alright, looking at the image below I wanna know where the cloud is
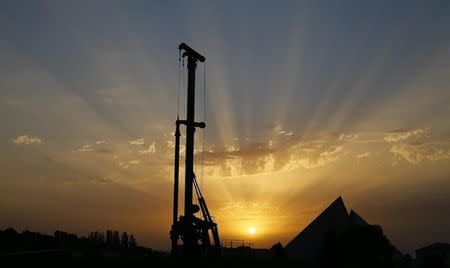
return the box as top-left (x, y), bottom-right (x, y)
top-left (200, 133), bottom-right (349, 177)
top-left (384, 128), bottom-right (428, 142)
top-left (225, 145), bottom-right (239, 152)
top-left (76, 144), bottom-right (94, 152)
top-left (74, 143), bottom-right (114, 155)
top-left (219, 201), bottom-right (275, 214)
top-left (278, 130), bottom-right (294, 136)
top-left (95, 148), bottom-right (114, 155)
top-left (129, 138), bottom-right (145, 145)
top-left (119, 160), bottom-right (141, 169)
top-left (390, 142), bottom-right (450, 164)
top-left (287, 144), bottom-right (344, 169)
top-left (384, 128), bottom-right (450, 164)
top-left (270, 122), bottom-right (284, 132)
top-left (163, 127), bottom-right (448, 176)
top-left (339, 133), bottom-right (358, 141)
top-left (139, 142), bottom-right (156, 154)
top-left (93, 177), bottom-right (113, 184)
top-left (357, 152), bottom-right (371, 159)
top-left (96, 140), bottom-right (106, 144)
top-left (11, 135), bottom-right (42, 145)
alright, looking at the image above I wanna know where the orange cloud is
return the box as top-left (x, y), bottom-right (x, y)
top-left (12, 135), bottom-right (42, 145)
top-left (384, 128), bottom-right (428, 142)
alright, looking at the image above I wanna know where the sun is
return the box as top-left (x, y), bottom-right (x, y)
top-left (248, 227), bottom-right (256, 235)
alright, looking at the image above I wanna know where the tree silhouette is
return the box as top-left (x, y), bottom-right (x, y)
top-left (1, 227), bottom-right (143, 259)
top-left (88, 231), bottom-right (105, 245)
top-left (106, 230), bottom-right (113, 246)
top-left (0, 228), bottom-right (19, 252)
top-left (121, 232), bottom-right (129, 248)
top-left (270, 242), bottom-right (284, 257)
top-left (113, 230), bottom-right (120, 248)
top-left (129, 234), bottom-right (137, 248)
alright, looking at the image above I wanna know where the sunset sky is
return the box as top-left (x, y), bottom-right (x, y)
top-left (1, 1), bottom-right (449, 255)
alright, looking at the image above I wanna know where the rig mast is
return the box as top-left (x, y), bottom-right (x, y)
top-left (170, 43), bottom-right (221, 256)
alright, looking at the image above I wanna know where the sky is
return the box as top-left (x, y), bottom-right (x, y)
top-left (1, 0), bottom-right (450, 255)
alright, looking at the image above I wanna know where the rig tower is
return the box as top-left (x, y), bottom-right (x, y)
top-left (170, 43), bottom-right (221, 256)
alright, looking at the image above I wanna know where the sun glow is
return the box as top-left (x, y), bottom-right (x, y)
top-left (248, 227), bottom-right (256, 235)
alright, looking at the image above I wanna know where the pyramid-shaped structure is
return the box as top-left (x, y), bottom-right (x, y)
top-left (285, 196), bottom-right (350, 261)
top-left (348, 209), bottom-right (368, 226)
top-left (285, 197), bottom-right (403, 263)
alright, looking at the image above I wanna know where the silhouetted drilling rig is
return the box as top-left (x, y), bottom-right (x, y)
top-left (170, 43), bottom-right (221, 256)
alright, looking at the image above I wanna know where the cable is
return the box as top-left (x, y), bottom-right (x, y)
top-left (177, 50), bottom-right (181, 116)
top-left (182, 57), bottom-right (186, 119)
top-left (201, 62), bottom-right (206, 192)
